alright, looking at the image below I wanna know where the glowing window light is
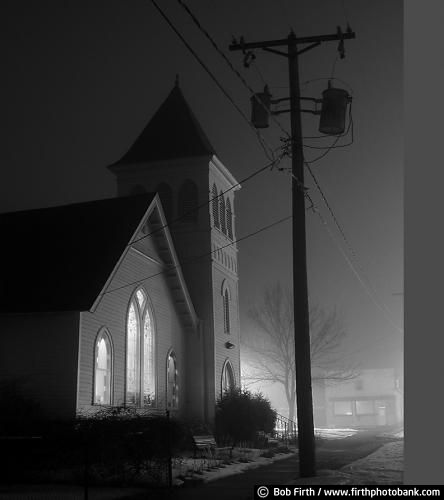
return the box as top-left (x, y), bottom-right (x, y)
top-left (126, 289), bottom-right (156, 407)
top-left (94, 331), bottom-right (112, 405)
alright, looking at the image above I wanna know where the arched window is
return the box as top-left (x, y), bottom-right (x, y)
top-left (219, 192), bottom-right (226, 234)
top-left (221, 359), bottom-right (235, 394)
top-left (226, 198), bottom-right (233, 240)
top-left (178, 179), bottom-right (198, 222)
top-left (223, 289), bottom-right (230, 334)
top-left (94, 329), bottom-right (112, 405)
top-left (166, 350), bottom-right (179, 409)
top-left (156, 182), bottom-right (173, 222)
top-left (211, 183), bottom-right (220, 229)
top-left (222, 282), bottom-right (231, 334)
top-left (126, 288), bottom-right (155, 406)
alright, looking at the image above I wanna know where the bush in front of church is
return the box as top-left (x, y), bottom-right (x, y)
top-left (214, 388), bottom-right (276, 447)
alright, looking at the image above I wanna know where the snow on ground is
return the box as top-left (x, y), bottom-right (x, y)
top-left (315, 428), bottom-right (359, 439)
top-left (175, 428), bottom-right (404, 486)
top-left (382, 428), bottom-right (404, 439)
top-left (341, 441), bottom-right (403, 483)
top-left (288, 440), bottom-right (404, 485)
top-left (173, 448), bottom-right (296, 485)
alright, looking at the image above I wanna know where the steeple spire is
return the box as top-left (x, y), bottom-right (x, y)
top-left (113, 84), bottom-right (215, 164)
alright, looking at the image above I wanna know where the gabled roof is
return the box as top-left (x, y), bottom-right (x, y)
top-left (0, 195), bottom-right (155, 313)
top-left (114, 84), bottom-right (215, 164)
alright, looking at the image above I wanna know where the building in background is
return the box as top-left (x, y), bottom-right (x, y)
top-left (0, 83), bottom-right (241, 423)
top-left (324, 368), bottom-right (403, 428)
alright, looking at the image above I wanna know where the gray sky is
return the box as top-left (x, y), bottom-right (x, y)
top-left (1, 0), bottom-right (403, 372)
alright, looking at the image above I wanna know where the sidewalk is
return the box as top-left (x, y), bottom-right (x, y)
top-left (287, 440), bottom-right (403, 485)
top-left (165, 439), bottom-right (403, 499)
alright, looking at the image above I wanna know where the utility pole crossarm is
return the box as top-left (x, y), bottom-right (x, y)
top-left (229, 30), bottom-right (356, 52)
top-left (229, 37), bottom-right (289, 51)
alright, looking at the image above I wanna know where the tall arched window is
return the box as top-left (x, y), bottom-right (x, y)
top-left (219, 192), bottom-right (226, 234)
top-left (223, 289), bottom-right (230, 334)
top-left (166, 350), bottom-right (179, 409)
top-left (211, 183), bottom-right (220, 229)
top-left (221, 359), bottom-right (235, 394)
top-left (226, 198), bottom-right (233, 239)
top-left (221, 281), bottom-right (231, 334)
top-left (126, 288), bottom-right (155, 406)
top-left (94, 329), bottom-right (112, 405)
top-left (156, 182), bottom-right (173, 222)
top-left (178, 179), bottom-right (198, 222)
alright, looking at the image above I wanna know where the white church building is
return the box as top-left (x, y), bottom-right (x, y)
top-left (0, 83), bottom-right (241, 423)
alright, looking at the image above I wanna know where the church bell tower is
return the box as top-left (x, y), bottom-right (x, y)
top-left (108, 82), bottom-right (241, 422)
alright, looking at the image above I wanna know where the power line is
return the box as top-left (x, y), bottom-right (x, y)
top-left (330, 54), bottom-right (340, 80)
top-left (304, 135), bottom-right (342, 162)
top-left (149, 1), bottom-right (398, 333)
top-left (175, 0), bottom-right (291, 139)
top-left (312, 206), bottom-right (403, 334)
top-left (274, 102), bottom-right (353, 168)
top-left (303, 135), bottom-right (401, 332)
top-left (131, 154), bottom-right (284, 245)
top-left (175, 0), bottom-right (358, 159)
top-left (102, 213), bottom-right (292, 297)
top-left (251, 60), bottom-right (269, 88)
top-left (303, 163), bottom-right (402, 332)
top-left (305, 162), bottom-right (372, 288)
top-left (212, 35), bottom-right (382, 328)
top-left (301, 77), bottom-right (354, 95)
top-left (283, 168), bottom-right (402, 334)
top-left (149, 0), bottom-right (276, 161)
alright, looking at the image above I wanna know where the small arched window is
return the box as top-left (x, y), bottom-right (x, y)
top-left (226, 198), bottom-right (233, 240)
top-left (126, 288), bottom-right (155, 406)
top-left (178, 179), bottom-right (198, 222)
top-left (94, 329), bottom-right (112, 405)
top-left (219, 192), bottom-right (226, 234)
top-left (212, 184), bottom-right (220, 229)
top-left (166, 350), bottom-right (179, 409)
top-left (221, 359), bottom-right (235, 394)
top-left (156, 182), bottom-right (173, 222)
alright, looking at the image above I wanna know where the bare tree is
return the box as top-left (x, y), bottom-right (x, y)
top-left (242, 283), bottom-right (357, 422)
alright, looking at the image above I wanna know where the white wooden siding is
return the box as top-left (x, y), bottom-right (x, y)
top-left (78, 248), bottom-right (187, 416)
top-left (212, 267), bottom-right (241, 400)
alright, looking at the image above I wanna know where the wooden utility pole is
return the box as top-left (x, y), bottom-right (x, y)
top-left (230, 28), bottom-right (355, 477)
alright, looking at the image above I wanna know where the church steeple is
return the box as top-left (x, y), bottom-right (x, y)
top-left (108, 84), bottom-right (241, 422)
top-left (114, 83), bottom-right (215, 164)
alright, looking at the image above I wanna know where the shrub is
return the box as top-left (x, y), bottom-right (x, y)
top-left (214, 388), bottom-right (276, 447)
top-left (0, 405), bottom-right (194, 485)
top-left (72, 407), bottom-right (193, 474)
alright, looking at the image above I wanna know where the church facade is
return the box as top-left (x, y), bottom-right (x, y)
top-left (0, 84), bottom-right (241, 423)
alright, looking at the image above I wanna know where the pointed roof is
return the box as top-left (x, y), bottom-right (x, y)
top-left (115, 84), bottom-right (216, 164)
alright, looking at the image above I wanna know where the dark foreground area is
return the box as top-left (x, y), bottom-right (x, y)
top-left (0, 429), bottom-right (403, 499)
